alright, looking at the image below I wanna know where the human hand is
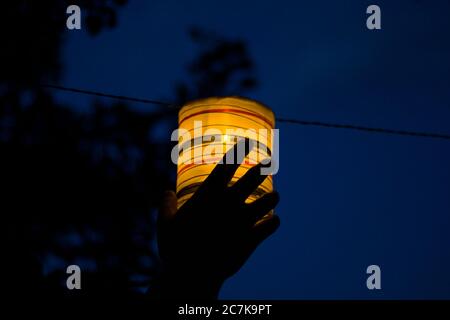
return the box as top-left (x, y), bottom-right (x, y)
top-left (154, 138), bottom-right (280, 299)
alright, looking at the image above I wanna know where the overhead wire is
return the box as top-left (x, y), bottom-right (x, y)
top-left (41, 84), bottom-right (450, 141)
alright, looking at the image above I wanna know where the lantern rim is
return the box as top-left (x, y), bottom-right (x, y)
top-left (179, 96), bottom-right (275, 127)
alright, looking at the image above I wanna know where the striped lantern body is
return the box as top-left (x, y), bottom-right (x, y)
top-left (176, 97), bottom-right (275, 209)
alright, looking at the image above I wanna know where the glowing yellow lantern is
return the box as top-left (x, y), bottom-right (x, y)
top-left (175, 96), bottom-right (275, 209)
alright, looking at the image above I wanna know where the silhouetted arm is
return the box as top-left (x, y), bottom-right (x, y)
top-left (150, 139), bottom-right (280, 299)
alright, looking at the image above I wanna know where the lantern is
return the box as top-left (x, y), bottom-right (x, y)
top-left (175, 97), bottom-right (275, 209)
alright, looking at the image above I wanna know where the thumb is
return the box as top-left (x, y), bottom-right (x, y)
top-left (159, 190), bottom-right (178, 222)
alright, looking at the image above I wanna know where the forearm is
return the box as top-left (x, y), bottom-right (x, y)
top-left (149, 268), bottom-right (223, 300)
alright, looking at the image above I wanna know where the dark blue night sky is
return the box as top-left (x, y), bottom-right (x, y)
top-left (57, 0), bottom-right (450, 299)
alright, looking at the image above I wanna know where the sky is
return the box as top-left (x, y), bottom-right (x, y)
top-left (58, 0), bottom-right (450, 299)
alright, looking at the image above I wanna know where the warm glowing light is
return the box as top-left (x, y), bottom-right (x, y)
top-left (175, 96), bottom-right (276, 209)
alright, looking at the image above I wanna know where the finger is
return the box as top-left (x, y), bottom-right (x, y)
top-left (245, 192), bottom-right (279, 225)
top-left (238, 214), bottom-right (280, 262)
top-left (195, 138), bottom-right (254, 197)
top-left (228, 161), bottom-right (270, 203)
top-left (158, 190), bottom-right (178, 223)
top-left (250, 214), bottom-right (280, 247)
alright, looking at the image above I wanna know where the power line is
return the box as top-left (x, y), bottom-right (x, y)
top-left (41, 84), bottom-right (176, 107)
top-left (41, 84), bottom-right (450, 141)
top-left (276, 118), bottom-right (450, 141)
